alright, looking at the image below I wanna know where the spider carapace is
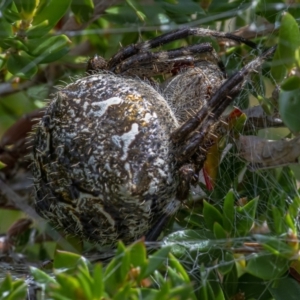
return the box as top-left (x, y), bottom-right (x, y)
top-left (31, 27), bottom-right (276, 246)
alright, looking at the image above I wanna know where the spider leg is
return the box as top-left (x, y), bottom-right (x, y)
top-left (115, 43), bottom-right (217, 77)
top-left (108, 27), bottom-right (258, 70)
top-left (171, 45), bottom-right (277, 162)
top-left (145, 214), bottom-right (170, 241)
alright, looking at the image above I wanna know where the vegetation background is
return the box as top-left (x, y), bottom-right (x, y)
top-left (0, 0), bottom-right (300, 299)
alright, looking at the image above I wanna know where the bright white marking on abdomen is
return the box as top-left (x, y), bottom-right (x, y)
top-left (111, 123), bottom-right (139, 160)
top-left (90, 97), bottom-right (123, 118)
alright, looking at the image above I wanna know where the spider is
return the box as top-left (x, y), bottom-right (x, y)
top-left (31, 27), bottom-right (276, 246)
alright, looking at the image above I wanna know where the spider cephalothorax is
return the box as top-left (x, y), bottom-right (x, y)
top-left (31, 27), bottom-right (276, 246)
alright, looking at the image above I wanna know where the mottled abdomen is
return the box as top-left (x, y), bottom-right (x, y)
top-left (31, 74), bottom-right (179, 246)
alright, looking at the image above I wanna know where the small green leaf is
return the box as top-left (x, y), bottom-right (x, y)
top-left (2, 2), bottom-right (20, 23)
top-left (29, 34), bottom-right (71, 63)
top-left (281, 76), bottom-right (300, 91)
top-left (213, 222), bottom-right (227, 239)
top-left (223, 189), bottom-right (235, 234)
top-left (0, 273), bottom-right (13, 294)
top-left (71, 0), bottom-right (94, 24)
top-left (0, 37), bottom-right (28, 51)
top-left (32, 0), bottom-right (72, 30)
top-left (168, 253), bottom-right (190, 283)
top-left (14, 0), bottom-right (39, 20)
top-left (126, 0), bottom-right (147, 22)
top-left (0, 18), bottom-right (13, 39)
top-left (271, 206), bottom-right (285, 234)
top-left (7, 51), bottom-right (37, 78)
top-left (30, 266), bottom-right (56, 284)
top-left (279, 89), bottom-right (300, 133)
top-left (198, 272), bottom-right (215, 300)
top-left (128, 239), bottom-right (148, 272)
top-left (5, 280), bottom-right (27, 300)
top-left (142, 246), bottom-right (171, 278)
top-left (235, 197), bottom-right (258, 236)
top-left (269, 276), bottom-right (300, 300)
top-left (104, 242), bottom-right (130, 296)
top-left (53, 250), bottom-right (83, 271)
top-left (223, 262), bottom-right (238, 297)
top-left (218, 251), bottom-right (234, 275)
top-left (154, 280), bottom-right (170, 299)
top-left (168, 284), bottom-right (195, 299)
top-left (270, 48), bottom-right (287, 83)
top-left (76, 269), bottom-right (93, 299)
top-left (0, 161), bottom-right (7, 169)
top-left (92, 264), bottom-right (104, 298)
top-left (278, 12), bottom-right (300, 70)
top-left (246, 254), bottom-right (288, 280)
top-left (26, 20), bottom-right (50, 39)
top-left (203, 200), bottom-right (223, 232)
top-left (54, 273), bottom-right (79, 299)
top-left (114, 283), bottom-right (134, 300)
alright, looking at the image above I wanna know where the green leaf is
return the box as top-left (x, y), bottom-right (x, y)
top-left (128, 239), bottom-right (148, 271)
top-left (7, 51), bottom-right (37, 78)
top-left (113, 283), bottom-right (135, 300)
top-left (71, 0), bottom-right (94, 24)
top-left (281, 76), bottom-right (300, 91)
top-left (222, 189), bottom-right (235, 234)
top-left (154, 281), bottom-right (170, 299)
top-left (271, 206), bottom-right (285, 234)
top-left (14, 0), bottom-right (39, 20)
top-left (213, 222), bottom-right (227, 240)
top-left (29, 34), bottom-right (71, 63)
top-left (75, 268), bottom-right (93, 299)
top-left (168, 284), bottom-right (195, 299)
top-left (198, 269), bottom-right (215, 300)
top-left (269, 276), bottom-right (300, 300)
top-left (0, 274), bottom-right (13, 295)
top-left (92, 264), bottom-right (104, 298)
top-left (26, 20), bottom-right (50, 39)
top-left (0, 37), bottom-right (28, 51)
top-left (32, 0), bottom-right (72, 31)
top-left (126, 0), bottom-right (147, 22)
top-left (53, 250), bottom-right (84, 271)
top-left (142, 246), bottom-right (171, 278)
top-left (246, 254), bottom-right (288, 280)
top-left (30, 266), bottom-right (56, 284)
top-left (104, 242), bottom-right (130, 296)
top-left (218, 251), bottom-right (234, 275)
top-left (2, 2), bottom-right (20, 23)
top-left (54, 273), bottom-right (80, 299)
top-left (270, 47), bottom-right (287, 83)
top-left (238, 273), bottom-right (272, 300)
top-left (278, 12), bottom-right (300, 70)
top-left (279, 89), bottom-right (300, 133)
top-left (203, 200), bottom-right (223, 232)
top-left (0, 161), bottom-right (7, 169)
top-left (223, 263), bottom-right (238, 298)
top-left (0, 18), bottom-right (13, 39)
top-left (235, 197), bottom-right (258, 236)
top-left (5, 281), bottom-right (27, 300)
top-left (168, 253), bottom-right (190, 283)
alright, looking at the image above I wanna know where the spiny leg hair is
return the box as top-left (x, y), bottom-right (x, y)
top-left (108, 27), bottom-right (258, 71)
top-left (172, 45), bottom-right (277, 162)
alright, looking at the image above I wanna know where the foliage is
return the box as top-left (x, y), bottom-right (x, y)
top-left (1, 0), bottom-right (300, 299)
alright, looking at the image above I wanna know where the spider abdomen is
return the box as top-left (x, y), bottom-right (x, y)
top-left (31, 73), bottom-right (180, 245)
